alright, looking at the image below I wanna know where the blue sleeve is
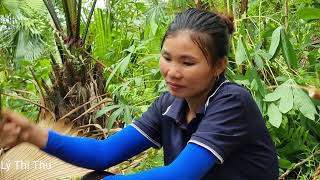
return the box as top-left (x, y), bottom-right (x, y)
top-left (42, 125), bottom-right (154, 170)
top-left (105, 143), bottom-right (216, 180)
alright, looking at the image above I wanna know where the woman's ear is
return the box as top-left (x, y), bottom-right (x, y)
top-left (215, 57), bottom-right (227, 76)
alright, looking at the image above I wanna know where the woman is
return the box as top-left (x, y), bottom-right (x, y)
top-left (0, 8), bottom-right (278, 179)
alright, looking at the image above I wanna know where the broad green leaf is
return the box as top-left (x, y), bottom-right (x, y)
top-left (105, 60), bottom-right (123, 88)
top-left (279, 158), bottom-right (292, 169)
top-left (107, 107), bottom-right (124, 129)
top-left (265, 80), bottom-right (294, 112)
top-left (279, 86), bottom-right (293, 113)
top-left (120, 53), bottom-right (132, 76)
top-left (268, 103), bottom-right (282, 128)
top-left (297, 8), bottom-right (320, 20)
top-left (139, 54), bottom-right (159, 63)
top-left (235, 37), bottom-right (248, 65)
top-left (123, 106), bottom-right (132, 125)
top-left (247, 68), bottom-right (267, 96)
top-left (269, 26), bottom-right (282, 58)
top-left (256, 50), bottom-right (272, 61)
top-left (95, 104), bottom-right (121, 119)
top-left (150, 11), bottom-right (158, 36)
top-left (263, 92), bottom-right (280, 102)
top-left (281, 29), bottom-right (298, 69)
top-left (293, 88), bottom-right (317, 120)
top-left (254, 54), bottom-right (264, 70)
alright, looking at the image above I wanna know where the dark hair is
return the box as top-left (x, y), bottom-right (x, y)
top-left (161, 8), bottom-right (234, 66)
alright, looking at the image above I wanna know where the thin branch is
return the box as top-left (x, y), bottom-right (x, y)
top-left (29, 68), bottom-right (45, 102)
top-left (1, 92), bottom-right (55, 119)
top-left (57, 93), bottom-right (109, 121)
top-left (81, 0), bottom-right (97, 44)
top-left (11, 89), bottom-right (37, 97)
top-left (63, 82), bottom-right (79, 100)
top-left (279, 149), bottom-right (320, 179)
top-left (77, 123), bottom-right (107, 138)
top-left (71, 97), bottom-right (112, 122)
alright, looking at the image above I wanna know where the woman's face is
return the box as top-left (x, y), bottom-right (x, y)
top-left (160, 31), bottom-right (224, 100)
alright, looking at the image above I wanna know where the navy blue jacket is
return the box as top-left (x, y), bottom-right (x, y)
top-left (132, 76), bottom-right (278, 180)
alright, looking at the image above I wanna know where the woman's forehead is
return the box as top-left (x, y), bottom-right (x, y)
top-left (161, 33), bottom-right (207, 60)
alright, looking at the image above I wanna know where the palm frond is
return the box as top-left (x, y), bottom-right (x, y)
top-left (14, 28), bottom-right (45, 61)
top-left (81, 0), bottom-right (97, 44)
top-left (43, 0), bottom-right (63, 32)
top-left (1, 0), bottom-right (20, 16)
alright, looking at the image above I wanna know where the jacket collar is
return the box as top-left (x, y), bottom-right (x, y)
top-left (162, 75), bottom-right (229, 124)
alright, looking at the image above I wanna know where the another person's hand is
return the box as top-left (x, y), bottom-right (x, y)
top-left (0, 110), bottom-right (48, 149)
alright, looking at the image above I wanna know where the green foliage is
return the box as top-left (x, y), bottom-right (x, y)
top-left (235, 36), bottom-right (249, 65)
top-left (0, 0), bottom-right (49, 61)
top-left (297, 7), bottom-right (320, 20)
top-left (281, 28), bottom-right (298, 69)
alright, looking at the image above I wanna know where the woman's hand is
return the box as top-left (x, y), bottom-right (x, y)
top-left (0, 110), bottom-right (48, 149)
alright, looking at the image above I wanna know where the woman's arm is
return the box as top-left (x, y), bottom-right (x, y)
top-left (42, 125), bottom-right (154, 170)
top-left (105, 143), bottom-right (216, 180)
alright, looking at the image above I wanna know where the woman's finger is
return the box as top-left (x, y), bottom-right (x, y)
top-left (2, 134), bottom-right (18, 148)
top-left (0, 122), bottom-right (19, 147)
top-left (1, 110), bottom-right (30, 128)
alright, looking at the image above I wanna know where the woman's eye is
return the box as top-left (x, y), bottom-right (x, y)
top-left (183, 62), bottom-right (194, 66)
top-left (163, 56), bottom-right (171, 61)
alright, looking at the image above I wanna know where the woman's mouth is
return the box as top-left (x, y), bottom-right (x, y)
top-left (167, 82), bottom-right (184, 91)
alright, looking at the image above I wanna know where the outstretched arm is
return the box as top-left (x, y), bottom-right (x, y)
top-left (43, 125), bottom-right (154, 170)
top-left (105, 143), bottom-right (217, 180)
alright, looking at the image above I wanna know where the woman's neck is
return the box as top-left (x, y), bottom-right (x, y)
top-left (185, 86), bottom-right (213, 123)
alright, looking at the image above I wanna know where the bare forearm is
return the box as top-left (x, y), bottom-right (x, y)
top-left (24, 124), bottom-right (48, 149)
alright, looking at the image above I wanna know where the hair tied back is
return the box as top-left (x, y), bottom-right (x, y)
top-left (218, 14), bottom-right (235, 34)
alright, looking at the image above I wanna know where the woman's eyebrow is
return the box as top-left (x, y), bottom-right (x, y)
top-left (161, 50), bottom-right (196, 60)
top-left (180, 55), bottom-right (196, 60)
top-left (161, 50), bottom-right (170, 56)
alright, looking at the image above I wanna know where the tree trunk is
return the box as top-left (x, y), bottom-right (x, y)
top-left (40, 0), bottom-right (110, 128)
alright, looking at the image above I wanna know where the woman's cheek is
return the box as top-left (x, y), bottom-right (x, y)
top-left (159, 58), bottom-right (167, 77)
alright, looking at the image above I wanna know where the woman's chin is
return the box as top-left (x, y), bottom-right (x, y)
top-left (169, 90), bottom-right (186, 98)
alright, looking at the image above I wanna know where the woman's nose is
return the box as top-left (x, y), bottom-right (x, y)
top-left (167, 64), bottom-right (182, 80)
